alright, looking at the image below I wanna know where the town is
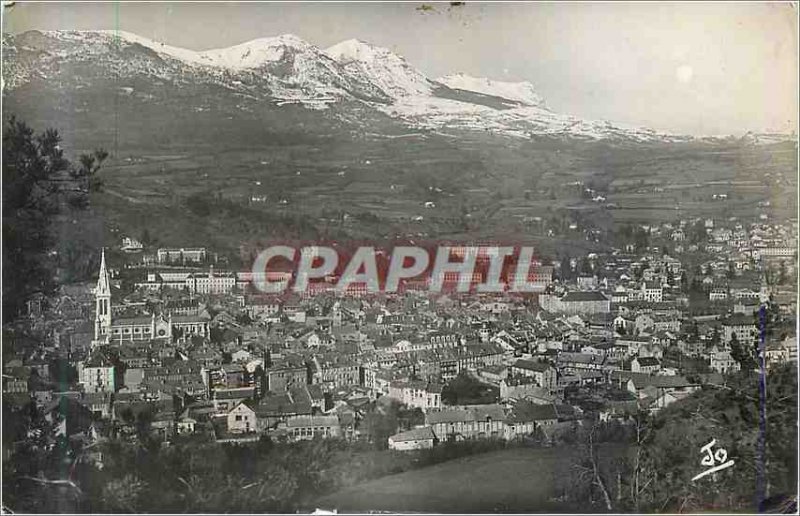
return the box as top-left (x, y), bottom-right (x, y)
top-left (5, 213), bottom-right (796, 464)
top-left (2, 3), bottom-right (798, 512)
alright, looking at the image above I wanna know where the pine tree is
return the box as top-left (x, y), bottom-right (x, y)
top-left (2, 117), bottom-right (106, 322)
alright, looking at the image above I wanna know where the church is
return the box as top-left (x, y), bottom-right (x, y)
top-left (93, 250), bottom-right (210, 346)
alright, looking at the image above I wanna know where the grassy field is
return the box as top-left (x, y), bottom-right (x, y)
top-left (315, 445), bottom-right (626, 513)
top-left (6, 73), bottom-right (797, 265)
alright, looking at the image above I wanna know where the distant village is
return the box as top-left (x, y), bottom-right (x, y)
top-left (4, 214), bottom-right (797, 462)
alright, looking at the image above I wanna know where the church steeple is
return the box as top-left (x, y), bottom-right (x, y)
top-left (94, 248), bottom-right (112, 340)
top-left (96, 248), bottom-right (110, 296)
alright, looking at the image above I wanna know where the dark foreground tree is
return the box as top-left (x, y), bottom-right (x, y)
top-left (2, 117), bottom-right (106, 323)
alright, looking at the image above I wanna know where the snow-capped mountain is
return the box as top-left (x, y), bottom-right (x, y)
top-left (437, 73), bottom-right (546, 108)
top-left (326, 38), bottom-right (434, 99)
top-left (3, 30), bottom-right (390, 108)
top-left (2, 29), bottom-right (689, 141)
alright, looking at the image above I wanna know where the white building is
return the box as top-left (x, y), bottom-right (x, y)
top-left (387, 380), bottom-right (443, 411)
top-left (388, 426), bottom-right (436, 451)
top-left (186, 267), bottom-right (237, 295)
top-left (157, 247), bottom-right (207, 264)
top-left (227, 401), bottom-right (257, 434)
top-left (120, 237), bottom-right (143, 253)
top-left (641, 281), bottom-right (663, 303)
top-left (709, 349), bottom-right (740, 374)
top-left (78, 353), bottom-right (116, 393)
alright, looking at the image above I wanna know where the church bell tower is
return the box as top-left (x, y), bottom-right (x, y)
top-left (94, 248), bottom-right (112, 340)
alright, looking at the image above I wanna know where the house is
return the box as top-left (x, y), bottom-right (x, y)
top-left (281, 414), bottom-right (341, 441)
top-left (267, 356), bottom-right (309, 392)
top-left (508, 359), bottom-right (557, 392)
top-left (641, 281), bottom-right (663, 303)
top-left (505, 401), bottom-right (559, 440)
top-left (254, 386), bottom-right (314, 429)
top-left (709, 288), bottom-right (728, 301)
top-left (78, 352), bottom-right (116, 393)
top-left (613, 315), bottom-right (633, 333)
top-left (244, 296), bottom-right (282, 319)
top-left (631, 356), bottom-right (660, 374)
top-left (388, 426), bottom-right (436, 451)
top-left (387, 380), bottom-right (443, 412)
top-left (477, 364), bottom-right (509, 385)
top-left (227, 400), bottom-right (258, 434)
top-left (211, 387), bottom-right (256, 414)
top-left (709, 349), bottom-right (740, 374)
top-left (733, 298), bottom-right (761, 316)
top-left (3, 373), bottom-right (28, 395)
top-left (425, 404), bottom-right (506, 440)
top-left (611, 371), bottom-right (699, 403)
top-left (557, 352), bottom-right (609, 374)
top-left (643, 389), bottom-right (692, 414)
top-left (176, 412), bottom-right (198, 434)
top-left (313, 354), bottom-right (361, 389)
top-left (765, 336), bottom-right (798, 367)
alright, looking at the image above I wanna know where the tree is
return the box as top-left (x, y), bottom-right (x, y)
top-left (560, 256), bottom-right (573, 280)
top-left (441, 372), bottom-right (499, 405)
top-left (101, 475), bottom-right (146, 512)
top-left (140, 228), bottom-right (152, 246)
top-left (362, 403), bottom-right (400, 449)
top-left (579, 256), bottom-right (593, 275)
top-left (2, 117), bottom-right (106, 322)
top-left (729, 333), bottom-right (757, 371)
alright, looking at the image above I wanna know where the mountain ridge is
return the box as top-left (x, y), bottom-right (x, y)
top-left (2, 30), bottom-right (795, 144)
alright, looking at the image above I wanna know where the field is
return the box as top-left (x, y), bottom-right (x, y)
top-left (88, 136), bottom-right (796, 266)
top-left (315, 445), bottom-right (627, 513)
top-left (5, 73), bottom-right (798, 266)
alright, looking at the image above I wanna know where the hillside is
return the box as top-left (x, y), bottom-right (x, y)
top-left (2, 30), bottom-right (797, 263)
top-left (3, 30), bottom-right (691, 142)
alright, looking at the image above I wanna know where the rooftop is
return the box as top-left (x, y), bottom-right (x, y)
top-left (562, 291), bottom-right (609, 303)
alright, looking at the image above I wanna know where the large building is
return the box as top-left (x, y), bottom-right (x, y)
top-left (539, 291), bottom-right (611, 315)
top-left (186, 267), bottom-right (237, 295)
top-left (135, 267), bottom-right (238, 295)
top-left (641, 281), bottom-right (663, 303)
top-left (721, 315), bottom-right (758, 345)
top-left (157, 247), bottom-right (207, 264)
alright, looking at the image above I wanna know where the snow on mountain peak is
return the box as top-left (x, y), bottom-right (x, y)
top-left (437, 73), bottom-right (546, 108)
top-left (4, 30), bottom-right (681, 141)
top-left (85, 30), bottom-right (314, 69)
top-left (327, 39), bottom-right (387, 63)
top-left (326, 38), bottom-right (432, 98)
top-left (198, 34), bottom-right (315, 69)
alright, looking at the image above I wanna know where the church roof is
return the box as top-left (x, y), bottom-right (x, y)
top-left (113, 316), bottom-right (154, 326)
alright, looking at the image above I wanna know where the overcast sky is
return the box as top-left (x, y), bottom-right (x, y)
top-left (4, 2), bottom-right (797, 136)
